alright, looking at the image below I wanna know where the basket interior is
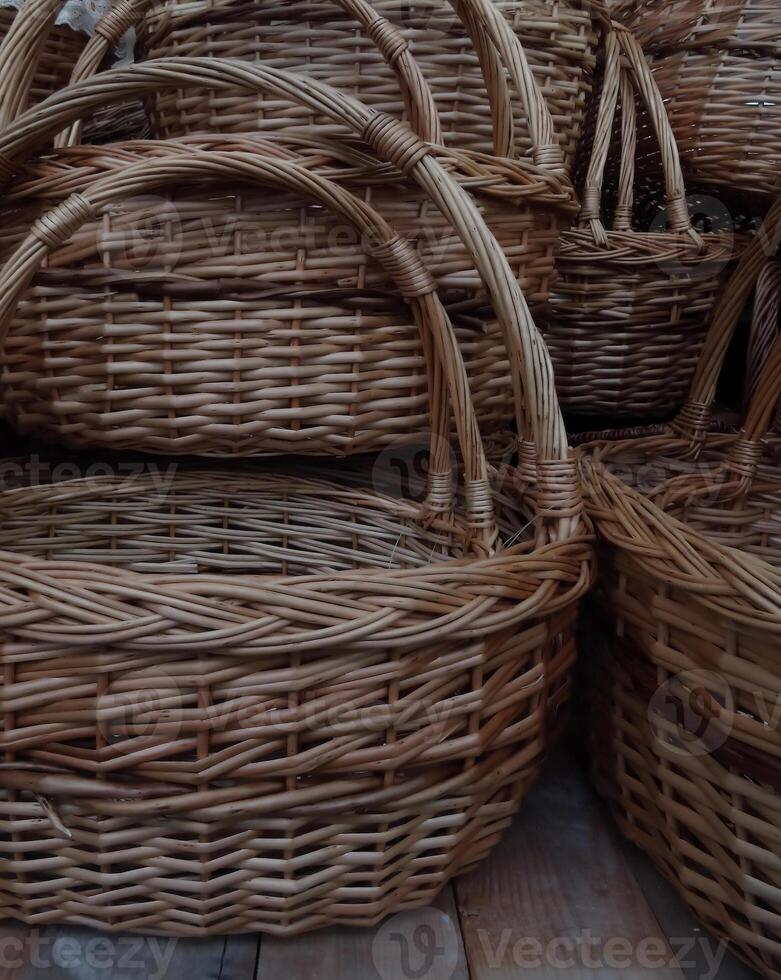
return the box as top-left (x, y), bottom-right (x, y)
top-left (0, 467), bottom-right (529, 575)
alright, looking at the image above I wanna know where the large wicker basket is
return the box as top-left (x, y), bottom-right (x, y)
top-left (140, 0), bottom-right (595, 175)
top-left (0, 59), bottom-right (575, 457)
top-left (581, 197), bottom-right (781, 979)
top-left (610, 0), bottom-right (781, 202)
top-left (542, 26), bottom-right (743, 420)
top-left (0, 76), bottom-right (592, 938)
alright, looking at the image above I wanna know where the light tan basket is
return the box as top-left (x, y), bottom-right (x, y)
top-left (610, 0), bottom-right (781, 201)
top-left (542, 26), bottom-right (744, 420)
top-left (0, 91), bottom-right (574, 456)
top-left (0, 61), bottom-right (592, 937)
top-left (0, 136), bottom-right (534, 455)
top-left (140, 0), bottom-right (595, 174)
top-left (581, 196), bottom-right (781, 980)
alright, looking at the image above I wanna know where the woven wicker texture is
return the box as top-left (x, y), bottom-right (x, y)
top-left (543, 26), bottom-right (743, 419)
top-left (580, 196), bottom-right (781, 979)
top-left (611, 0), bottom-right (780, 53)
top-left (0, 58), bottom-right (592, 938)
top-left (0, 460), bottom-right (589, 936)
top-left (141, 0), bottom-right (595, 173)
top-left (0, 130), bottom-right (575, 456)
top-left (611, 1), bottom-right (781, 200)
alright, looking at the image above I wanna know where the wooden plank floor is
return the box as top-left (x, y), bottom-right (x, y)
top-left (0, 747), bottom-right (760, 980)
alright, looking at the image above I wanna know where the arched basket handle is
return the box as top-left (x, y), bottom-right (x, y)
top-left (0, 151), bottom-right (501, 547)
top-left (670, 197), bottom-right (781, 449)
top-left (0, 57), bottom-right (580, 543)
top-left (578, 24), bottom-right (701, 248)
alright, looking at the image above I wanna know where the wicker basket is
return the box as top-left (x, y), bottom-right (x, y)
top-left (0, 101), bottom-right (592, 940)
top-left (140, 0), bottom-right (595, 175)
top-left (542, 27), bottom-right (743, 420)
top-left (610, 0), bottom-right (781, 202)
top-left (0, 56), bottom-right (575, 456)
top-left (581, 196), bottom-right (781, 979)
top-left (0, 137), bottom-right (545, 455)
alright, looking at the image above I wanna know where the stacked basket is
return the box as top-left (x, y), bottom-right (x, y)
top-left (611, 0), bottom-right (781, 205)
top-left (0, 0), bottom-right (593, 936)
top-left (581, 170), bottom-right (781, 976)
top-left (542, 26), bottom-right (744, 420)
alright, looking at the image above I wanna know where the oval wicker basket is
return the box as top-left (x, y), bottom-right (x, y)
top-left (542, 27), bottom-right (744, 420)
top-left (0, 66), bottom-right (592, 937)
top-left (140, 0), bottom-right (595, 174)
top-left (0, 127), bottom-right (575, 456)
top-left (610, 0), bottom-right (781, 202)
top-left (581, 196), bottom-right (781, 979)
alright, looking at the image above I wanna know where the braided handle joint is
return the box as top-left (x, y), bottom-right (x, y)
top-left (364, 15), bottom-right (409, 65)
top-left (362, 113), bottom-right (430, 176)
top-left (30, 193), bottom-right (94, 249)
top-left (535, 459), bottom-right (583, 519)
top-left (370, 237), bottom-right (435, 298)
top-left (723, 437), bottom-right (764, 482)
top-left (94, 0), bottom-right (138, 41)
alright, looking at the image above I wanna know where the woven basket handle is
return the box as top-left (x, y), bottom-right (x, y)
top-left (141, 0), bottom-right (443, 144)
top-left (733, 323), bottom-right (781, 483)
top-left (671, 196), bottom-right (781, 446)
top-left (726, 255), bottom-right (781, 484)
top-left (578, 25), bottom-right (701, 247)
top-left (0, 58), bottom-right (578, 543)
top-left (451, 0), bottom-right (566, 174)
top-left (745, 260), bottom-right (781, 421)
top-left (0, 151), bottom-right (501, 548)
top-left (0, 0), bottom-right (63, 128)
